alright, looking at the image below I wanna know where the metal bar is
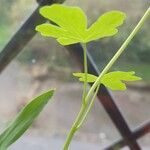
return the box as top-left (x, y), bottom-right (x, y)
top-left (0, 0), bottom-right (65, 73)
top-left (66, 44), bottom-right (141, 150)
top-left (133, 120), bottom-right (150, 139)
top-left (0, 1), bottom-right (147, 149)
top-left (105, 120), bottom-right (150, 150)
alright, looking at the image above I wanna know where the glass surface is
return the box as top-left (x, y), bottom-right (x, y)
top-left (0, 0), bottom-right (37, 51)
top-left (85, 0), bottom-right (150, 129)
top-left (0, 35), bottom-right (121, 149)
top-left (110, 89), bottom-right (150, 130)
top-left (121, 147), bottom-right (130, 150)
top-left (138, 134), bottom-right (150, 149)
top-left (0, 0), bottom-right (149, 149)
top-left (108, 5), bottom-right (150, 128)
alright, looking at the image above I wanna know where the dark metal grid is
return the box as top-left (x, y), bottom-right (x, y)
top-left (0, 0), bottom-right (149, 149)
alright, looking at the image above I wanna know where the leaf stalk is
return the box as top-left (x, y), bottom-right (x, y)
top-left (63, 6), bottom-right (150, 150)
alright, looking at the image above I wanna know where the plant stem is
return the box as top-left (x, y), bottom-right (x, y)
top-left (84, 6), bottom-right (150, 104)
top-left (77, 85), bottom-right (100, 129)
top-left (81, 43), bottom-right (88, 105)
top-left (63, 85), bottom-right (99, 150)
top-left (63, 104), bottom-right (86, 150)
top-left (63, 43), bottom-right (88, 150)
top-left (63, 6), bottom-right (150, 150)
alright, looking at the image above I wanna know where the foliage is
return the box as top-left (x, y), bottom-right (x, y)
top-left (0, 90), bottom-right (54, 149)
top-left (0, 1), bottom-right (149, 78)
top-left (73, 71), bottom-right (141, 90)
top-left (0, 2), bottom-right (148, 150)
top-left (36, 4), bottom-right (149, 150)
top-left (36, 4), bottom-right (125, 45)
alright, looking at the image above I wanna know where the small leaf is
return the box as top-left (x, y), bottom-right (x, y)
top-left (73, 71), bottom-right (142, 91)
top-left (0, 89), bottom-right (55, 149)
top-left (73, 72), bottom-right (97, 83)
top-left (101, 71), bottom-right (142, 90)
top-left (36, 4), bottom-right (126, 45)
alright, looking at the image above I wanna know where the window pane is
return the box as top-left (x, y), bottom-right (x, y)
top-left (0, 0), bottom-right (37, 51)
top-left (86, 0), bottom-right (150, 129)
top-left (1, 35), bottom-right (121, 149)
top-left (138, 134), bottom-right (150, 149)
top-left (121, 146), bottom-right (130, 150)
top-left (0, 0), bottom-right (149, 149)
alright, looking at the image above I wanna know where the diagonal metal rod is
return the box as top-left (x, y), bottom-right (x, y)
top-left (66, 44), bottom-right (141, 150)
top-left (0, 1), bottom-right (148, 149)
top-left (105, 120), bottom-right (150, 150)
top-left (0, 0), bottom-right (64, 73)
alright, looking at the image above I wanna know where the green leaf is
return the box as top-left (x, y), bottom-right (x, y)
top-left (73, 72), bottom-right (97, 83)
top-left (101, 71), bottom-right (142, 90)
top-left (86, 11), bottom-right (126, 42)
top-left (73, 71), bottom-right (142, 91)
top-left (36, 4), bottom-right (87, 45)
top-left (36, 4), bottom-right (126, 45)
top-left (0, 89), bottom-right (55, 150)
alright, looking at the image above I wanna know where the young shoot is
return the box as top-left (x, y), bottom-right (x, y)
top-left (36, 4), bottom-right (150, 150)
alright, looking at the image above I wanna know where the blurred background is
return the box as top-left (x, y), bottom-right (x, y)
top-left (0, 0), bottom-right (149, 149)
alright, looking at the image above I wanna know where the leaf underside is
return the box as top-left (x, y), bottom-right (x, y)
top-left (73, 71), bottom-right (142, 91)
top-left (36, 4), bottom-right (126, 45)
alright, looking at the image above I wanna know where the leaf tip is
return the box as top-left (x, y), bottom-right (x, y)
top-left (43, 89), bottom-right (55, 98)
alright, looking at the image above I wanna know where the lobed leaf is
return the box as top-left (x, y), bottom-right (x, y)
top-left (36, 4), bottom-right (126, 45)
top-left (73, 71), bottom-right (142, 91)
top-left (0, 89), bottom-right (55, 150)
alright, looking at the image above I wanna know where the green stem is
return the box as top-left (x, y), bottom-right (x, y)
top-left (63, 105), bottom-right (86, 150)
top-left (63, 6), bottom-right (150, 150)
top-left (81, 43), bottom-right (88, 105)
top-left (63, 43), bottom-right (88, 150)
top-left (77, 85), bottom-right (100, 129)
top-left (63, 85), bottom-right (99, 150)
top-left (85, 6), bottom-right (150, 104)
